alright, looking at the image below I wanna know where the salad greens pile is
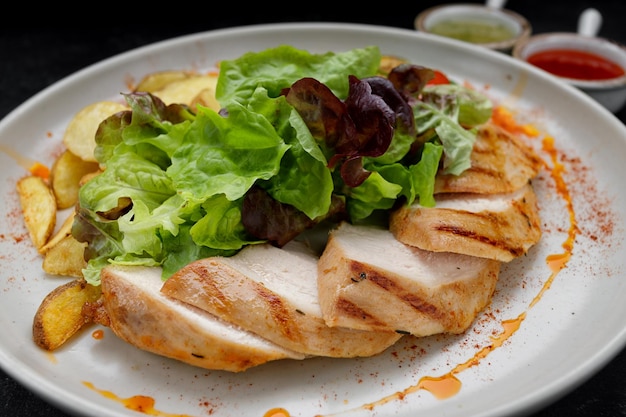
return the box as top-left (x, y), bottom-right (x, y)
top-left (72, 45), bottom-right (493, 285)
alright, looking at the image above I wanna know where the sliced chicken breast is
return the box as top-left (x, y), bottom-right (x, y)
top-left (317, 222), bottom-right (501, 336)
top-left (100, 265), bottom-right (305, 372)
top-left (390, 182), bottom-right (542, 262)
top-left (434, 122), bottom-right (543, 194)
top-left (162, 241), bottom-right (402, 358)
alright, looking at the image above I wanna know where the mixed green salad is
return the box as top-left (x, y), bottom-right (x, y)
top-left (72, 45), bottom-right (493, 285)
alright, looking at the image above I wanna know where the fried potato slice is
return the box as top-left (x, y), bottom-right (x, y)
top-left (16, 175), bottom-right (56, 252)
top-left (134, 70), bottom-right (191, 93)
top-left (42, 235), bottom-right (87, 278)
top-left (152, 73), bottom-right (219, 108)
top-left (50, 150), bottom-right (100, 209)
top-left (40, 211), bottom-right (74, 254)
top-left (63, 101), bottom-right (127, 162)
top-left (32, 279), bottom-right (102, 351)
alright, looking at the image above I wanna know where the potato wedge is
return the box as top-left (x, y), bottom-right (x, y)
top-left (32, 279), bottom-right (102, 351)
top-left (40, 211), bottom-right (75, 254)
top-left (50, 150), bottom-right (100, 209)
top-left (152, 73), bottom-right (219, 107)
top-left (16, 175), bottom-right (56, 252)
top-left (63, 101), bottom-right (127, 162)
top-left (134, 70), bottom-right (191, 93)
top-left (42, 235), bottom-right (87, 278)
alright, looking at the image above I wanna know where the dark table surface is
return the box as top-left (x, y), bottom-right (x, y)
top-left (2, 2), bottom-right (626, 416)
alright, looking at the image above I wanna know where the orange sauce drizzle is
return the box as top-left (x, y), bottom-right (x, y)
top-left (491, 106), bottom-right (540, 138)
top-left (91, 329), bottom-right (105, 340)
top-left (82, 381), bottom-right (193, 417)
top-left (45, 351), bottom-right (57, 364)
top-left (28, 161), bottom-right (50, 180)
top-left (264, 407), bottom-right (290, 417)
top-left (0, 144), bottom-right (50, 180)
top-left (412, 314), bottom-right (525, 400)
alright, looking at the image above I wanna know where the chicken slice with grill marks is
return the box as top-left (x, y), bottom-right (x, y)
top-left (389, 182), bottom-right (542, 262)
top-left (434, 122), bottom-right (543, 195)
top-left (98, 265), bottom-right (306, 372)
top-left (317, 222), bottom-right (501, 336)
top-left (161, 240), bottom-right (402, 358)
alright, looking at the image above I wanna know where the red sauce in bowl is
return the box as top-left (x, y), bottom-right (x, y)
top-left (527, 48), bottom-right (625, 81)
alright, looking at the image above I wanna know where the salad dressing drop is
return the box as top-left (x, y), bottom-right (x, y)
top-left (83, 381), bottom-right (193, 417)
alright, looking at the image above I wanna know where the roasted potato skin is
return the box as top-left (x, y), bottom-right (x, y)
top-left (32, 279), bottom-right (102, 351)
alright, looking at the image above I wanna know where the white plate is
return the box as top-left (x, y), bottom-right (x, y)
top-left (1, 23), bottom-right (625, 417)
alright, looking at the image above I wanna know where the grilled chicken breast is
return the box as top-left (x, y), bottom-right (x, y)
top-left (92, 122), bottom-right (542, 370)
top-left (389, 182), bottom-right (542, 262)
top-left (434, 122), bottom-right (543, 194)
top-left (161, 241), bottom-right (402, 358)
top-left (100, 265), bottom-right (305, 372)
top-left (317, 222), bottom-right (501, 336)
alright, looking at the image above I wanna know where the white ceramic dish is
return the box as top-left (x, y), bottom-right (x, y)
top-left (1, 23), bottom-right (625, 417)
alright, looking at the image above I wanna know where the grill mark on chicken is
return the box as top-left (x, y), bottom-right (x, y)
top-left (335, 297), bottom-right (387, 325)
top-left (349, 262), bottom-right (444, 321)
top-left (253, 284), bottom-right (302, 342)
top-left (435, 224), bottom-right (525, 258)
top-left (390, 183), bottom-right (542, 262)
top-left (186, 261), bottom-right (231, 314)
top-left (433, 207), bottom-right (525, 258)
top-left (318, 222), bottom-right (502, 336)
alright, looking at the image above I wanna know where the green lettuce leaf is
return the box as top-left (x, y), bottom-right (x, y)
top-left (216, 45), bottom-right (382, 103)
top-left (167, 103), bottom-right (289, 203)
top-left (414, 84), bottom-right (492, 175)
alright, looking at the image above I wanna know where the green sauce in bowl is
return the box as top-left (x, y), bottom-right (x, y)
top-left (429, 19), bottom-right (516, 44)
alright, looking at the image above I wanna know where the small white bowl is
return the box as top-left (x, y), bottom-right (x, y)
top-left (513, 33), bottom-right (626, 113)
top-left (415, 3), bottom-right (532, 53)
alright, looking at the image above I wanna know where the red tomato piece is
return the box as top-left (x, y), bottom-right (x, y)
top-left (428, 70), bottom-right (450, 85)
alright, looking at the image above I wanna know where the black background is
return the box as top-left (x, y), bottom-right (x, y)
top-left (2, 1), bottom-right (626, 415)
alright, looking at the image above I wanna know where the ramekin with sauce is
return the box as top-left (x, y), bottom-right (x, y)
top-left (513, 32), bottom-right (626, 113)
top-left (414, 3), bottom-right (532, 53)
